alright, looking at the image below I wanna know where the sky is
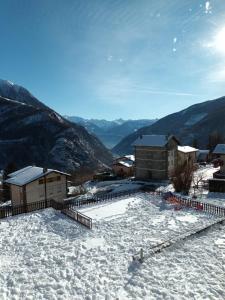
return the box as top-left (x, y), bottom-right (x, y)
top-left (1, 0), bottom-right (225, 120)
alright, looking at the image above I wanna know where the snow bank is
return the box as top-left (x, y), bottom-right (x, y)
top-left (0, 194), bottom-right (223, 299)
top-left (79, 196), bottom-right (141, 221)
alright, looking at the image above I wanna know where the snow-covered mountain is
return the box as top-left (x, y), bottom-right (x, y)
top-left (0, 80), bottom-right (112, 171)
top-left (113, 96), bottom-right (225, 155)
top-left (0, 79), bottom-right (48, 110)
top-left (65, 116), bottom-right (156, 148)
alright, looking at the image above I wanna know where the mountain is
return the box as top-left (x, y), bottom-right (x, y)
top-left (0, 79), bottom-right (48, 110)
top-left (65, 116), bottom-right (157, 148)
top-left (112, 96), bottom-right (225, 155)
top-left (0, 80), bottom-right (112, 171)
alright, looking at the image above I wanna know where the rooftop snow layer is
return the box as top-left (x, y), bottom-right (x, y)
top-left (116, 160), bottom-right (133, 168)
top-left (124, 155), bottom-right (135, 161)
top-left (178, 146), bottom-right (198, 153)
top-left (5, 166), bottom-right (69, 186)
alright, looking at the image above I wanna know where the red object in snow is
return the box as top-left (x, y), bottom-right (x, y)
top-left (196, 203), bottom-right (203, 210)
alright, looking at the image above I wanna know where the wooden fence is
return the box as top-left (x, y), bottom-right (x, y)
top-left (2, 187), bottom-right (224, 224)
top-left (134, 216), bottom-right (225, 261)
top-left (65, 188), bottom-right (142, 209)
top-left (62, 207), bottom-right (92, 229)
top-left (163, 192), bottom-right (225, 217)
top-left (0, 199), bottom-right (53, 219)
top-left (0, 199), bottom-right (92, 229)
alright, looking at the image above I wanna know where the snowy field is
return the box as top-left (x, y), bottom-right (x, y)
top-left (0, 193), bottom-right (225, 299)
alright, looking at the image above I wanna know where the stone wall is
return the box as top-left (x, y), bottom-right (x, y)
top-left (135, 146), bottom-right (168, 180)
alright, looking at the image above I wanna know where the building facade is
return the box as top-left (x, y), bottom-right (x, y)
top-left (112, 155), bottom-right (134, 177)
top-left (5, 166), bottom-right (70, 207)
top-left (177, 146), bottom-right (198, 167)
top-left (133, 135), bottom-right (179, 180)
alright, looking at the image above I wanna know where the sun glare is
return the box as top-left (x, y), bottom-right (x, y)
top-left (213, 27), bottom-right (225, 54)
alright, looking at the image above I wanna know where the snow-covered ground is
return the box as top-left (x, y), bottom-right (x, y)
top-left (191, 165), bottom-right (225, 207)
top-left (84, 179), bottom-right (144, 194)
top-left (0, 192), bottom-right (224, 299)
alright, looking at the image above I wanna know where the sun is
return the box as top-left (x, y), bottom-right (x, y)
top-left (213, 27), bottom-right (225, 54)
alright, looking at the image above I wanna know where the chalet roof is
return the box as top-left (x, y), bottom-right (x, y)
top-left (115, 160), bottom-right (133, 168)
top-left (5, 166), bottom-right (69, 186)
top-left (124, 155), bottom-right (135, 161)
top-left (132, 135), bottom-right (179, 147)
top-left (8, 166), bottom-right (35, 178)
top-left (178, 146), bottom-right (198, 153)
top-left (114, 155), bottom-right (135, 163)
top-left (213, 144), bottom-right (225, 155)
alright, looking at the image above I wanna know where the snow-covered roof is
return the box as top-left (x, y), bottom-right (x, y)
top-left (178, 146), bottom-right (198, 153)
top-left (124, 155), bottom-right (135, 161)
top-left (5, 166), bottom-right (69, 186)
top-left (213, 144), bottom-right (225, 155)
top-left (132, 135), bottom-right (178, 147)
top-left (116, 160), bottom-right (133, 168)
top-left (8, 166), bottom-right (34, 178)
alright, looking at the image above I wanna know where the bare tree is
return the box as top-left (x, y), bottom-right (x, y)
top-left (171, 162), bottom-right (194, 195)
top-left (192, 169), bottom-right (207, 197)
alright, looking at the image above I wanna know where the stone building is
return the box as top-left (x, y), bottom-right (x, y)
top-left (133, 135), bottom-right (180, 180)
top-left (177, 146), bottom-right (198, 167)
top-left (5, 166), bottom-right (70, 206)
top-left (112, 155), bottom-right (134, 177)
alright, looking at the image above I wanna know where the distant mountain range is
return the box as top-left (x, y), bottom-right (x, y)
top-left (65, 116), bottom-right (157, 148)
top-left (113, 96), bottom-right (225, 155)
top-left (0, 80), bottom-right (112, 171)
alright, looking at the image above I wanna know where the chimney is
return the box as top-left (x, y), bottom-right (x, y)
top-left (140, 134), bottom-right (143, 139)
top-left (43, 167), bottom-right (48, 173)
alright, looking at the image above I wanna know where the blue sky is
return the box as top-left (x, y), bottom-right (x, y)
top-left (1, 0), bottom-right (225, 120)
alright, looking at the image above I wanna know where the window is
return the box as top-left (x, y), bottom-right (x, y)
top-left (46, 176), bottom-right (61, 183)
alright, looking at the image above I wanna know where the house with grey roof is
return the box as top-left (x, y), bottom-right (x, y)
top-left (5, 166), bottom-right (70, 207)
top-left (133, 135), bottom-right (180, 180)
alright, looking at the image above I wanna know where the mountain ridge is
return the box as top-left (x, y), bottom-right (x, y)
top-left (112, 96), bottom-right (225, 155)
top-left (0, 80), bottom-right (113, 171)
top-left (65, 116), bottom-right (157, 148)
